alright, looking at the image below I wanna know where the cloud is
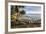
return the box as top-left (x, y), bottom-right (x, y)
top-left (24, 6), bottom-right (41, 12)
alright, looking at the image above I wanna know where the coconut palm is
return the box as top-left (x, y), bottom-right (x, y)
top-left (11, 5), bottom-right (26, 28)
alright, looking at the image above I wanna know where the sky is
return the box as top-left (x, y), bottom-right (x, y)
top-left (23, 6), bottom-right (41, 14)
top-left (21, 6), bottom-right (41, 20)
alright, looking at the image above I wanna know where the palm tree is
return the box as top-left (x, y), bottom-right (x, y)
top-left (20, 10), bottom-right (25, 15)
top-left (11, 5), bottom-right (26, 28)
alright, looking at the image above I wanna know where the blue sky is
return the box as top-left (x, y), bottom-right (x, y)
top-left (23, 6), bottom-right (41, 20)
top-left (23, 6), bottom-right (41, 14)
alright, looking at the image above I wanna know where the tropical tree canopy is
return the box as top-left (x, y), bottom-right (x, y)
top-left (20, 10), bottom-right (26, 15)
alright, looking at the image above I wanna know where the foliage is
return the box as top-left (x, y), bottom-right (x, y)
top-left (20, 10), bottom-right (26, 15)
